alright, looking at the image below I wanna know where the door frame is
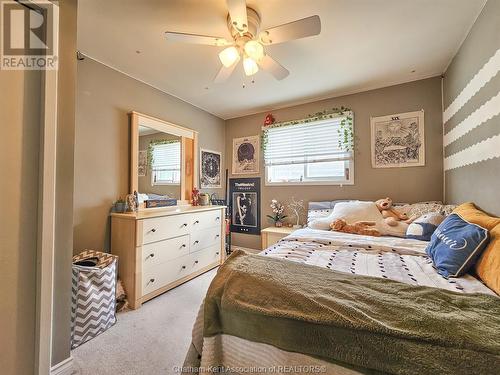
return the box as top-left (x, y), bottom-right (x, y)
top-left (30, 0), bottom-right (60, 374)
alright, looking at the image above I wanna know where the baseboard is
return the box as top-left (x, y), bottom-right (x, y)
top-left (50, 356), bottom-right (73, 375)
top-left (231, 245), bottom-right (261, 254)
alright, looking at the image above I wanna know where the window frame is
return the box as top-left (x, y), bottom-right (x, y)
top-left (264, 115), bottom-right (355, 186)
top-left (150, 142), bottom-right (181, 186)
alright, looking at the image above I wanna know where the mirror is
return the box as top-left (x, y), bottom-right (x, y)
top-left (138, 126), bottom-right (182, 201)
top-left (130, 111), bottom-right (198, 208)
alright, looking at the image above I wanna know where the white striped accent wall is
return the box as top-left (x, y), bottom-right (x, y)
top-left (443, 47), bottom-right (500, 172)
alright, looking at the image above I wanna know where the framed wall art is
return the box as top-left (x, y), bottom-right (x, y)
top-left (200, 149), bottom-right (222, 188)
top-left (232, 135), bottom-right (260, 174)
top-left (370, 110), bottom-right (425, 168)
top-left (229, 177), bottom-right (261, 235)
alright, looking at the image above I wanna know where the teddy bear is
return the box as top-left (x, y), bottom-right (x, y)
top-left (330, 219), bottom-right (381, 237)
top-left (375, 197), bottom-right (414, 227)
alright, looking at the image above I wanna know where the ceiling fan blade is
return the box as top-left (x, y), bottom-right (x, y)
top-left (226, 0), bottom-right (248, 34)
top-left (213, 59), bottom-right (239, 83)
top-left (258, 54), bottom-right (289, 80)
top-left (259, 15), bottom-right (321, 45)
top-left (165, 32), bottom-right (230, 46)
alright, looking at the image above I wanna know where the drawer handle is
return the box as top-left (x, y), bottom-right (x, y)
top-left (181, 223), bottom-right (188, 227)
top-left (194, 260), bottom-right (199, 264)
top-left (194, 220), bottom-right (199, 224)
top-left (180, 244), bottom-right (186, 248)
top-left (151, 228), bottom-right (156, 233)
top-left (216, 216), bottom-right (220, 220)
top-left (194, 240), bottom-right (199, 244)
top-left (181, 265), bottom-right (186, 269)
top-left (147, 278), bottom-right (155, 285)
top-left (148, 253), bottom-right (155, 259)
top-left (216, 234), bottom-right (220, 238)
top-left (216, 252), bottom-right (219, 255)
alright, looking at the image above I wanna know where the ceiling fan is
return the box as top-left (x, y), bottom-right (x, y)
top-left (165, 0), bottom-right (321, 83)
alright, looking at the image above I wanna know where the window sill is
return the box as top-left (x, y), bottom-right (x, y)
top-left (265, 180), bottom-right (354, 186)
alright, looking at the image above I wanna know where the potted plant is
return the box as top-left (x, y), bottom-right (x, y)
top-left (114, 197), bottom-right (127, 213)
top-left (267, 199), bottom-right (287, 227)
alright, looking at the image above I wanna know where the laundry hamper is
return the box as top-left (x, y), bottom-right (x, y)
top-left (71, 250), bottom-right (118, 349)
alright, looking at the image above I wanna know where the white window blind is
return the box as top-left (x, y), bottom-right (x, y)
top-left (151, 142), bottom-right (181, 184)
top-left (264, 116), bottom-right (353, 185)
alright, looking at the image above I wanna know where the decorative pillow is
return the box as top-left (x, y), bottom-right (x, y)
top-left (426, 213), bottom-right (489, 278)
top-left (453, 202), bottom-right (500, 294)
top-left (406, 213), bottom-right (445, 241)
top-left (307, 200), bottom-right (352, 227)
top-left (397, 201), bottom-right (444, 218)
top-left (309, 201), bottom-right (382, 230)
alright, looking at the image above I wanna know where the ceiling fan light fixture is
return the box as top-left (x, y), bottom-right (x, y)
top-left (243, 56), bottom-right (259, 76)
top-left (219, 46), bottom-right (240, 67)
top-left (244, 40), bottom-right (264, 61)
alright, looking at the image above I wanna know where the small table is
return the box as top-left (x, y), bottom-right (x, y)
top-left (261, 226), bottom-right (297, 250)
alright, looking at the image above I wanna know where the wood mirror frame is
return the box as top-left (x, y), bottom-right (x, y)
top-left (129, 111), bottom-right (198, 203)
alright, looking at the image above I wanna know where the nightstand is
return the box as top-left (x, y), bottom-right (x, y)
top-left (261, 226), bottom-right (297, 250)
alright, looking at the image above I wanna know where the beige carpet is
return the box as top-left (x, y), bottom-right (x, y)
top-left (72, 268), bottom-right (217, 375)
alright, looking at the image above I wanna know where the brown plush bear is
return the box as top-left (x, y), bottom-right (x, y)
top-left (331, 219), bottom-right (381, 237)
top-left (375, 197), bottom-right (414, 227)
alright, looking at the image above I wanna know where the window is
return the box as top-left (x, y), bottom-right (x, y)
top-left (264, 116), bottom-right (354, 185)
top-left (151, 141), bottom-right (181, 185)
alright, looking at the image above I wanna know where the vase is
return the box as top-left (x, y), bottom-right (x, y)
top-left (275, 221), bottom-right (283, 227)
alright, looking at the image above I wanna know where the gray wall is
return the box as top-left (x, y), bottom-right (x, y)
top-left (74, 58), bottom-right (226, 252)
top-left (443, 0), bottom-right (500, 216)
top-left (226, 77), bottom-right (444, 249)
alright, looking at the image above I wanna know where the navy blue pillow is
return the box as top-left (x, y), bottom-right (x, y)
top-left (426, 213), bottom-right (489, 278)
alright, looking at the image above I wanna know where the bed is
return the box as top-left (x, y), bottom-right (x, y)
top-left (183, 202), bottom-right (500, 375)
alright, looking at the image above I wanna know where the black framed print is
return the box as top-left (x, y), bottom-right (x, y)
top-left (229, 177), bottom-right (261, 235)
top-left (200, 148), bottom-right (222, 188)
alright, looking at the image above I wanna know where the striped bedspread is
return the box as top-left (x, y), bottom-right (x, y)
top-left (260, 228), bottom-right (494, 295)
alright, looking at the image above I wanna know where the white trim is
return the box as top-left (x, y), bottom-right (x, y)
top-left (444, 134), bottom-right (500, 171)
top-left (50, 357), bottom-right (73, 375)
top-left (444, 91), bottom-right (500, 146)
top-left (443, 48), bottom-right (500, 124)
top-left (34, 1), bottom-right (59, 374)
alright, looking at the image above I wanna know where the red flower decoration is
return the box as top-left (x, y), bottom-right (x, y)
top-left (264, 113), bottom-right (275, 126)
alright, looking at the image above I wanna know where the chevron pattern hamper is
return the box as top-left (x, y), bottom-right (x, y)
top-left (71, 250), bottom-right (118, 349)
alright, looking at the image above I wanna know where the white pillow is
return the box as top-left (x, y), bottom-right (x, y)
top-left (309, 201), bottom-right (382, 230)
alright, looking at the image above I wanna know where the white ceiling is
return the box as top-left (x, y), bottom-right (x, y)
top-left (77, 0), bottom-right (486, 119)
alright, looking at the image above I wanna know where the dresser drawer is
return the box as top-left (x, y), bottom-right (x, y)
top-left (191, 226), bottom-right (222, 252)
top-left (142, 235), bottom-right (189, 272)
top-left (188, 244), bottom-right (222, 274)
top-left (142, 254), bottom-right (191, 296)
top-left (190, 209), bottom-right (223, 231)
top-left (140, 215), bottom-right (191, 245)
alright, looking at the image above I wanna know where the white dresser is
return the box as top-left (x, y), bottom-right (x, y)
top-left (111, 205), bottom-right (226, 309)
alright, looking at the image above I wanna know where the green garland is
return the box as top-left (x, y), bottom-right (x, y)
top-left (261, 106), bottom-right (354, 153)
top-left (146, 139), bottom-right (180, 167)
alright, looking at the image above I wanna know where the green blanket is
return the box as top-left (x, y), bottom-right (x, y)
top-left (204, 251), bottom-right (500, 374)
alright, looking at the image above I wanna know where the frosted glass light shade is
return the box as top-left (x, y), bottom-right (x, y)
top-left (244, 40), bottom-right (264, 61)
top-left (243, 57), bottom-right (259, 76)
top-left (218, 46), bottom-right (240, 67)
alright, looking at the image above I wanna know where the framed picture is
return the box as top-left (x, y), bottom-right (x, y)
top-left (232, 135), bottom-right (260, 174)
top-left (138, 150), bottom-right (147, 177)
top-left (229, 178), bottom-right (261, 235)
top-left (370, 110), bottom-right (425, 168)
top-left (200, 149), bottom-right (222, 188)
